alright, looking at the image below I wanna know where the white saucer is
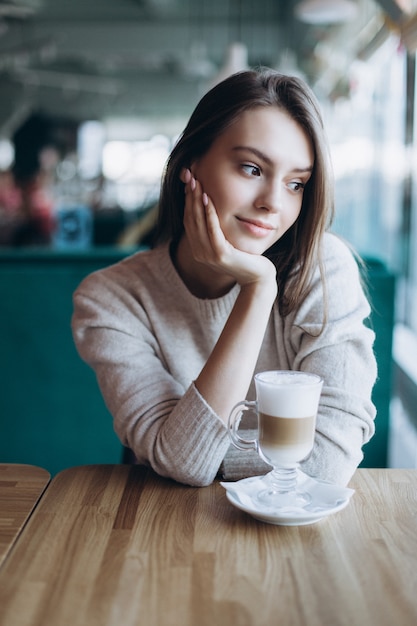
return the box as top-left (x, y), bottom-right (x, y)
top-left (221, 472), bottom-right (354, 526)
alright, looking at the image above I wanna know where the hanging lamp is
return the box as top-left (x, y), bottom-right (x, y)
top-left (295, 0), bottom-right (358, 24)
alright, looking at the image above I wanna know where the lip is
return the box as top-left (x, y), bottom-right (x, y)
top-left (236, 216), bottom-right (276, 237)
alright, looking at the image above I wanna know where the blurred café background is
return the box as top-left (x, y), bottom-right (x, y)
top-left (0, 0), bottom-right (416, 475)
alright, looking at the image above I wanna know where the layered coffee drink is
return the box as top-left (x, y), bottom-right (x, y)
top-left (259, 413), bottom-right (315, 465)
top-left (256, 371), bottom-right (320, 466)
top-left (229, 371), bottom-right (321, 466)
top-left (228, 370), bottom-right (323, 507)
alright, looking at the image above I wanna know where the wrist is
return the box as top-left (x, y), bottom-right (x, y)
top-left (239, 272), bottom-right (278, 303)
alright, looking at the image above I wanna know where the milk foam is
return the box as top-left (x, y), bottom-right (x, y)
top-left (255, 371), bottom-right (322, 418)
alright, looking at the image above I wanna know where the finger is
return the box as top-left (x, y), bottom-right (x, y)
top-left (186, 181), bottom-right (225, 264)
top-left (183, 176), bottom-right (208, 242)
top-left (180, 167), bottom-right (192, 185)
top-left (201, 193), bottom-right (229, 256)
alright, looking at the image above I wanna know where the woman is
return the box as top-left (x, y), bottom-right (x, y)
top-left (72, 69), bottom-right (377, 487)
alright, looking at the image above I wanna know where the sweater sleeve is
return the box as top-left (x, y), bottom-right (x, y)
top-left (72, 270), bottom-right (230, 487)
top-left (287, 235), bottom-right (377, 486)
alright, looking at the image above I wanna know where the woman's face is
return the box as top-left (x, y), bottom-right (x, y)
top-left (191, 106), bottom-right (314, 255)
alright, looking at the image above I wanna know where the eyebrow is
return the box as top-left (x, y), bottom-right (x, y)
top-left (232, 145), bottom-right (314, 174)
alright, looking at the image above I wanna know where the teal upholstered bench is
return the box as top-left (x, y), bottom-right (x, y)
top-left (0, 247), bottom-right (136, 475)
top-left (359, 258), bottom-right (396, 468)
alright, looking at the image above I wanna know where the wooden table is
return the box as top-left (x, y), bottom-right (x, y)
top-left (0, 464), bottom-right (50, 568)
top-left (0, 466), bottom-right (416, 626)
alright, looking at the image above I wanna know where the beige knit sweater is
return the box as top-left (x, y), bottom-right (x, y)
top-left (72, 233), bottom-right (377, 487)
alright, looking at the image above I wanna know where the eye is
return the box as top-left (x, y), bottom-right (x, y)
top-left (241, 163), bottom-right (261, 177)
top-left (288, 181), bottom-right (305, 192)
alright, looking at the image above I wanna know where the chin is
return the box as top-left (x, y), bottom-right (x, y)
top-left (230, 236), bottom-right (275, 256)
top-left (237, 243), bottom-right (272, 256)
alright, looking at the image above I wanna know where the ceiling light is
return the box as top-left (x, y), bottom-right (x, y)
top-left (295, 0), bottom-right (358, 24)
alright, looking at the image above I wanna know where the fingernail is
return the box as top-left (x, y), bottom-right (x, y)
top-left (202, 193), bottom-right (208, 207)
top-left (184, 168), bottom-right (191, 183)
top-left (191, 177), bottom-right (196, 191)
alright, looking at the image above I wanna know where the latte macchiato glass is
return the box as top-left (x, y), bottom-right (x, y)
top-left (228, 370), bottom-right (323, 508)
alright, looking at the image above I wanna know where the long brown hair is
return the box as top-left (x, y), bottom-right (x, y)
top-left (156, 68), bottom-right (334, 316)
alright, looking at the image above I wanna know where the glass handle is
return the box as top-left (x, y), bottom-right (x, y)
top-left (227, 400), bottom-right (258, 452)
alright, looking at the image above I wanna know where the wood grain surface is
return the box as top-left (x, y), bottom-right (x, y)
top-left (0, 465), bottom-right (416, 626)
top-left (0, 464), bottom-right (50, 567)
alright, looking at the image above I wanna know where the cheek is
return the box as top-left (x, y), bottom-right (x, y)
top-left (288, 199), bottom-right (303, 223)
top-left (201, 173), bottom-right (237, 213)
top-left (213, 187), bottom-right (245, 229)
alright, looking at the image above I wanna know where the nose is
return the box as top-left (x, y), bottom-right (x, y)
top-left (255, 179), bottom-right (282, 213)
